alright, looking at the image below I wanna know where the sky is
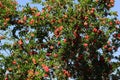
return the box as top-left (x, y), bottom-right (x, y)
top-left (111, 0), bottom-right (120, 19)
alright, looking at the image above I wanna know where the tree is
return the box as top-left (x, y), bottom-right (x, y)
top-left (0, 0), bottom-right (120, 80)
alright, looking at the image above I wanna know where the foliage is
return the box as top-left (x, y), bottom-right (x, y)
top-left (0, 0), bottom-right (120, 80)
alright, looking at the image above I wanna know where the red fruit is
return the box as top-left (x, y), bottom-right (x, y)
top-left (64, 39), bottom-right (67, 43)
top-left (84, 35), bottom-right (89, 40)
top-left (109, 22), bottom-right (113, 25)
top-left (94, 55), bottom-right (97, 59)
top-left (90, 10), bottom-right (94, 14)
top-left (107, 57), bottom-right (111, 62)
top-left (93, 28), bottom-right (97, 33)
top-left (51, 19), bottom-right (56, 24)
top-left (18, 39), bottom-right (23, 45)
top-left (54, 54), bottom-right (58, 58)
top-left (113, 34), bottom-right (117, 38)
top-left (54, 26), bottom-right (63, 38)
top-left (29, 51), bottom-right (37, 55)
top-left (97, 30), bottom-right (102, 34)
top-left (75, 63), bottom-right (79, 67)
top-left (100, 56), bottom-right (104, 62)
top-left (5, 78), bottom-right (8, 80)
top-left (84, 22), bottom-right (88, 26)
top-left (59, 26), bottom-right (63, 31)
top-left (109, 64), bottom-right (112, 69)
top-left (107, 41), bottom-right (111, 45)
top-left (29, 19), bottom-right (34, 25)
top-left (29, 52), bottom-right (32, 55)
top-left (44, 74), bottom-right (48, 77)
top-left (91, 8), bottom-right (95, 11)
top-left (23, 16), bottom-right (27, 21)
top-left (35, 71), bottom-right (39, 75)
top-left (57, 41), bottom-right (61, 45)
top-left (93, 40), bottom-right (97, 43)
top-left (84, 16), bottom-right (88, 20)
top-left (12, 60), bottom-right (16, 65)
top-left (0, 1), bottom-right (3, 7)
top-left (63, 14), bottom-right (68, 18)
top-left (5, 18), bottom-right (10, 22)
top-left (8, 68), bottom-right (12, 72)
top-left (46, 14), bottom-right (49, 18)
top-left (42, 9), bottom-right (45, 13)
top-left (35, 12), bottom-right (40, 17)
top-left (83, 43), bottom-right (88, 47)
top-left (50, 46), bottom-right (54, 50)
top-left (0, 36), bottom-right (5, 40)
top-left (90, 8), bottom-right (95, 14)
top-left (117, 33), bottom-right (120, 39)
top-left (104, 45), bottom-right (108, 49)
top-left (27, 69), bottom-right (34, 75)
top-left (110, 0), bottom-right (114, 3)
top-left (95, 0), bottom-right (99, 2)
top-left (63, 69), bottom-right (71, 77)
top-left (108, 47), bottom-right (112, 51)
top-left (46, 53), bottom-right (51, 56)
top-left (47, 6), bottom-right (52, 11)
top-left (115, 20), bottom-right (120, 25)
top-left (42, 64), bottom-right (49, 72)
top-left (18, 20), bottom-right (24, 24)
top-left (32, 58), bottom-right (36, 64)
top-left (31, 33), bottom-right (34, 37)
top-left (73, 31), bottom-right (79, 38)
top-left (4, 22), bottom-right (7, 26)
top-left (72, 39), bottom-right (76, 44)
top-left (41, 44), bottom-right (45, 48)
top-left (75, 25), bottom-right (80, 30)
top-left (78, 54), bottom-right (83, 60)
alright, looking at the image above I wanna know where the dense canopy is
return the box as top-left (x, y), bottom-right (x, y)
top-left (0, 0), bottom-right (120, 80)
